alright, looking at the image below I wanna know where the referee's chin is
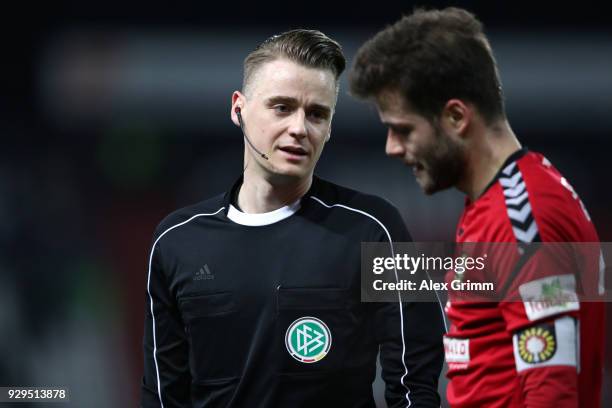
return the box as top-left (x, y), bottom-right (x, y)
top-left (263, 164), bottom-right (315, 186)
top-left (270, 155), bottom-right (311, 173)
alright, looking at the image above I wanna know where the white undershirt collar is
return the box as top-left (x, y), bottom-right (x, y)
top-left (227, 199), bottom-right (302, 226)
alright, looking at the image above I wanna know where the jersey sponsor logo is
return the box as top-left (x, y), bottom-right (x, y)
top-left (443, 337), bottom-right (470, 364)
top-left (513, 316), bottom-right (577, 372)
top-left (285, 317), bottom-right (331, 363)
top-left (516, 323), bottom-right (556, 364)
top-left (519, 274), bottom-right (579, 321)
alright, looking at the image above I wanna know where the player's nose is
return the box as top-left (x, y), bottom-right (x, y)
top-left (385, 130), bottom-right (405, 158)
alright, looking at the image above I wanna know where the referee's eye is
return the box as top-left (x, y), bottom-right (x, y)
top-left (308, 109), bottom-right (329, 122)
top-left (274, 104), bottom-right (290, 114)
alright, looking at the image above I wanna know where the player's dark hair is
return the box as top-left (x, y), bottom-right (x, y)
top-left (243, 29), bottom-right (346, 95)
top-left (349, 7), bottom-right (505, 124)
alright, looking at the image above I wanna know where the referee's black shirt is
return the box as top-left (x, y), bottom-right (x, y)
top-left (141, 175), bottom-right (444, 407)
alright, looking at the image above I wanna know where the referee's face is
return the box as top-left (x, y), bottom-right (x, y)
top-left (376, 90), bottom-right (466, 195)
top-left (232, 58), bottom-right (336, 181)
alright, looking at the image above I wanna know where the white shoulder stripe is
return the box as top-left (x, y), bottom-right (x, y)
top-left (502, 162), bottom-right (516, 176)
top-left (505, 191), bottom-right (529, 206)
top-left (507, 202), bottom-right (533, 223)
top-left (310, 196), bottom-right (394, 242)
top-left (503, 181), bottom-right (526, 198)
top-left (310, 195), bottom-right (447, 407)
top-left (146, 207), bottom-right (225, 407)
top-left (499, 171), bottom-right (522, 188)
top-left (498, 164), bottom-right (540, 244)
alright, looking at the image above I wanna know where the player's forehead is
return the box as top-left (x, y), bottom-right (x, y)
top-left (376, 88), bottom-right (428, 128)
top-left (249, 58), bottom-right (337, 105)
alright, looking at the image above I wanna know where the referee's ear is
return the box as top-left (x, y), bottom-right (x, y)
top-left (231, 91), bottom-right (246, 127)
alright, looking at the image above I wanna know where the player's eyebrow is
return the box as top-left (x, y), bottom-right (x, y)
top-left (382, 121), bottom-right (414, 134)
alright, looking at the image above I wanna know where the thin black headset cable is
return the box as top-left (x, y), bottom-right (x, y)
top-left (235, 107), bottom-right (269, 161)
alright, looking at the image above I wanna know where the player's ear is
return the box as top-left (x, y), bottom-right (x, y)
top-left (442, 99), bottom-right (471, 137)
top-left (231, 91), bottom-right (245, 127)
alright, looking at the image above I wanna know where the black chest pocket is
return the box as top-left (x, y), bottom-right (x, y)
top-left (275, 287), bottom-right (365, 376)
top-left (179, 292), bottom-right (242, 383)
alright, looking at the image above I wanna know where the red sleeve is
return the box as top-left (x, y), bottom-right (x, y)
top-left (498, 248), bottom-right (580, 408)
top-left (497, 162), bottom-right (594, 407)
top-left (518, 365), bottom-right (577, 408)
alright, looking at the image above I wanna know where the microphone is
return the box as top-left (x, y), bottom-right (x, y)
top-left (235, 107), bottom-right (269, 160)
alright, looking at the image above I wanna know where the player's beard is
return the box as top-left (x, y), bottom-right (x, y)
top-left (418, 124), bottom-right (467, 195)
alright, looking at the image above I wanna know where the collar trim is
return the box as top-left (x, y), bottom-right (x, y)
top-left (227, 199), bottom-right (301, 226)
top-left (478, 147), bottom-right (528, 199)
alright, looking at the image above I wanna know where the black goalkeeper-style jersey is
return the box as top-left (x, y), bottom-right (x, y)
top-left (141, 175), bottom-right (444, 408)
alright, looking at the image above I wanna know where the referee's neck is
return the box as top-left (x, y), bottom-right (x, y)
top-left (237, 174), bottom-right (312, 214)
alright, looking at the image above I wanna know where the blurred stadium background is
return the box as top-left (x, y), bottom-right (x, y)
top-left (2, 1), bottom-right (611, 406)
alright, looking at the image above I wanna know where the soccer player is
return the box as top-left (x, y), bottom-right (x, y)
top-left (141, 29), bottom-right (445, 407)
top-left (349, 7), bottom-right (604, 408)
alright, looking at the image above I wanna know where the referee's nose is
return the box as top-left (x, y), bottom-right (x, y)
top-left (288, 110), bottom-right (307, 140)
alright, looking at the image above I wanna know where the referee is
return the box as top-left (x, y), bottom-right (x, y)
top-left (141, 29), bottom-right (444, 408)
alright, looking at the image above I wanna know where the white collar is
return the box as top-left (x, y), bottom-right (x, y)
top-left (227, 199), bottom-right (301, 226)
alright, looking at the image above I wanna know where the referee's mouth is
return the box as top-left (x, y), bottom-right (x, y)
top-left (278, 145), bottom-right (309, 157)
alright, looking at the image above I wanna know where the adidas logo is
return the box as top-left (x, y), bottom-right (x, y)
top-left (194, 264), bottom-right (215, 281)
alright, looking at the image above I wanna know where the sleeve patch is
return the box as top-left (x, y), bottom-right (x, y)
top-left (519, 274), bottom-right (580, 321)
top-left (444, 337), bottom-right (470, 363)
top-left (513, 316), bottom-right (577, 372)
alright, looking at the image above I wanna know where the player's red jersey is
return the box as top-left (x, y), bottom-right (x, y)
top-left (444, 149), bottom-right (605, 407)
